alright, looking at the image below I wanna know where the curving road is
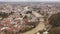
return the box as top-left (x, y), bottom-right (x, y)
top-left (23, 22), bottom-right (45, 34)
top-left (23, 11), bottom-right (45, 34)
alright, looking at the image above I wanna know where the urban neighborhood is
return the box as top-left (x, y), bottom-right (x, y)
top-left (0, 2), bottom-right (60, 34)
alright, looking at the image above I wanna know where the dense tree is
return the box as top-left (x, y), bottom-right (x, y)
top-left (49, 27), bottom-right (60, 34)
top-left (0, 12), bottom-right (14, 19)
top-left (0, 12), bottom-right (9, 18)
top-left (48, 13), bottom-right (60, 27)
top-left (9, 12), bottom-right (14, 15)
top-left (26, 11), bottom-right (32, 14)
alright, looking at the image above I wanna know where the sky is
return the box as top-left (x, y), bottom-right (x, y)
top-left (0, 0), bottom-right (60, 2)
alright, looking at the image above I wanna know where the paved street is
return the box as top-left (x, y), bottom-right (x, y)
top-left (23, 21), bottom-right (45, 34)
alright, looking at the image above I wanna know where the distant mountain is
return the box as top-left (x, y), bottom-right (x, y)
top-left (0, 2), bottom-right (60, 5)
top-left (0, 2), bottom-right (60, 4)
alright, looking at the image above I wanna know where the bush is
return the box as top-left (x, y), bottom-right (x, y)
top-left (49, 27), bottom-right (60, 34)
top-left (0, 12), bottom-right (9, 18)
top-left (48, 13), bottom-right (60, 27)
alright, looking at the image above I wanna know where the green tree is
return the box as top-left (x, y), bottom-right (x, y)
top-left (0, 12), bottom-right (9, 18)
top-left (49, 27), bottom-right (60, 34)
top-left (48, 13), bottom-right (60, 27)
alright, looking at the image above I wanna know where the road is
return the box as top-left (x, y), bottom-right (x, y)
top-left (23, 11), bottom-right (45, 34)
top-left (23, 22), bottom-right (45, 34)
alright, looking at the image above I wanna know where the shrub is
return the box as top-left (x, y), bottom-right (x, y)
top-left (48, 13), bottom-right (60, 27)
top-left (49, 27), bottom-right (60, 34)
